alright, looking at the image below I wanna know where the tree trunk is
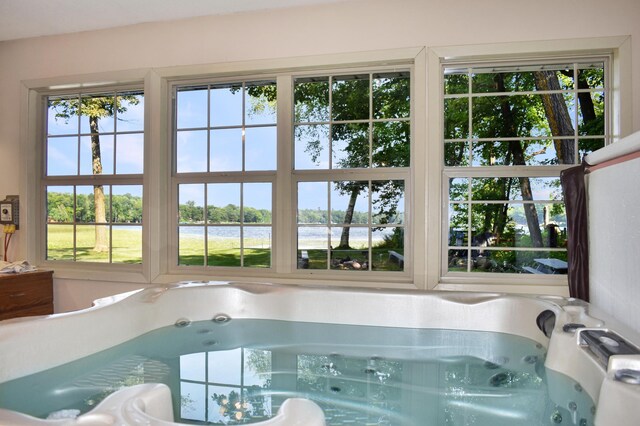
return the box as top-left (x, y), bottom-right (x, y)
top-left (495, 74), bottom-right (544, 248)
top-left (90, 116), bottom-right (108, 252)
top-left (338, 189), bottom-right (360, 249)
top-left (534, 71), bottom-right (575, 164)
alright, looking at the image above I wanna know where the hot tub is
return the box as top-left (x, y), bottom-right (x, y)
top-left (0, 281), bottom-right (638, 425)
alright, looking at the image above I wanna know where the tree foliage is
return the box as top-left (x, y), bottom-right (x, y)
top-left (445, 64), bottom-right (605, 272)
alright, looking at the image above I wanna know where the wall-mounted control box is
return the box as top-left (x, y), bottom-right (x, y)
top-left (0, 196), bottom-right (19, 230)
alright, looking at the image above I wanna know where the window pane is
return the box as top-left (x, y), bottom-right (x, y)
top-left (444, 141), bottom-right (469, 166)
top-left (177, 130), bottom-right (207, 173)
top-left (76, 225), bottom-right (110, 262)
top-left (180, 381), bottom-right (206, 422)
top-left (372, 72), bottom-right (410, 119)
top-left (245, 126), bottom-right (276, 171)
top-left (578, 92), bottom-right (605, 136)
top-left (294, 77), bottom-right (329, 123)
top-left (177, 87), bottom-right (208, 129)
top-left (47, 96), bottom-right (79, 135)
top-left (372, 121), bottom-right (410, 167)
top-left (80, 94), bottom-right (115, 134)
top-left (112, 185), bottom-right (143, 224)
top-left (298, 182), bottom-right (328, 224)
top-left (372, 180), bottom-right (404, 225)
top-left (81, 135), bottom-right (114, 175)
top-left (297, 227), bottom-right (328, 270)
top-left (243, 183), bottom-right (271, 224)
top-left (245, 81), bottom-right (276, 125)
top-left (47, 224), bottom-right (74, 260)
top-left (208, 226), bottom-right (241, 267)
top-left (448, 202), bottom-right (469, 238)
top-left (444, 69), bottom-right (469, 95)
top-left (179, 226), bottom-right (205, 265)
top-left (295, 124), bottom-right (329, 169)
top-left (448, 248), bottom-right (469, 272)
top-left (330, 227), bottom-right (369, 270)
top-left (47, 186), bottom-right (74, 223)
top-left (208, 183), bottom-right (241, 224)
top-left (179, 184), bottom-right (205, 224)
top-left (210, 128), bottom-right (242, 172)
top-left (579, 138), bottom-right (604, 159)
top-left (578, 63), bottom-right (605, 89)
top-left (332, 123), bottom-right (369, 169)
top-left (211, 83), bottom-right (242, 127)
top-left (115, 134), bottom-right (144, 174)
top-left (116, 92), bottom-right (144, 132)
top-left (112, 225), bottom-right (142, 264)
top-left (444, 98), bottom-right (468, 139)
top-left (332, 75), bottom-right (369, 121)
top-left (331, 182), bottom-right (368, 225)
top-left (47, 137), bottom-right (78, 176)
top-left (75, 185), bottom-right (107, 223)
top-left (243, 226), bottom-right (271, 268)
top-left (372, 227), bottom-right (404, 271)
top-left (449, 178), bottom-right (469, 202)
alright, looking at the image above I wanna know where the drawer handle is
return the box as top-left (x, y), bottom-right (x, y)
top-left (9, 292), bottom-right (27, 298)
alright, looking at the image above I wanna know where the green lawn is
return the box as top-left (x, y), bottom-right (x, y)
top-left (47, 226), bottom-right (403, 270)
top-left (47, 225), bottom-right (142, 263)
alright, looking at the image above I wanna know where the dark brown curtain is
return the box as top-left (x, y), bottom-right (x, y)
top-left (560, 161), bottom-right (590, 301)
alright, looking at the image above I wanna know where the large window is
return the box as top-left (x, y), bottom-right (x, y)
top-left (294, 73), bottom-right (410, 272)
top-left (174, 81), bottom-right (276, 268)
top-left (172, 69), bottom-right (411, 274)
top-left (443, 59), bottom-right (608, 276)
top-left (44, 89), bottom-right (144, 263)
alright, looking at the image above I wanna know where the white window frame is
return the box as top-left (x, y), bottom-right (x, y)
top-left (166, 62), bottom-right (419, 284)
top-left (23, 69), bottom-right (152, 283)
top-left (427, 36), bottom-right (631, 292)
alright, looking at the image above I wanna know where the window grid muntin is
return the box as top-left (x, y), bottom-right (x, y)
top-left (293, 71), bottom-right (411, 171)
top-left (296, 179), bottom-right (405, 272)
top-left (171, 65), bottom-right (412, 276)
top-left (177, 181), bottom-right (273, 268)
top-left (442, 56), bottom-right (608, 277)
top-left (43, 86), bottom-right (144, 265)
top-left (443, 58), bottom-right (609, 169)
top-left (175, 80), bottom-right (277, 175)
top-left (45, 89), bottom-right (145, 177)
top-left (45, 183), bottom-right (143, 264)
top-left (174, 78), bottom-right (276, 270)
top-left (293, 69), bottom-right (410, 273)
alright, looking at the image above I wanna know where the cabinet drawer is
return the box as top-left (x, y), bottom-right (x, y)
top-left (0, 271), bottom-right (53, 314)
top-left (0, 304), bottom-right (53, 321)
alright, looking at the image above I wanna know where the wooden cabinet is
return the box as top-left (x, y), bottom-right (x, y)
top-left (0, 270), bottom-right (53, 321)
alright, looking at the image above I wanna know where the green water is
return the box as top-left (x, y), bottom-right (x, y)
top-left (0, 319), bottom-right (594, 425)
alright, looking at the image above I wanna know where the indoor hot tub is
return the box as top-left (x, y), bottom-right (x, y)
top-left (0, 281), bottom-right (639, 425)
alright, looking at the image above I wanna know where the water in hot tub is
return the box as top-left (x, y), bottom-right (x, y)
top-left (0, 319), bottom-right (594, 425)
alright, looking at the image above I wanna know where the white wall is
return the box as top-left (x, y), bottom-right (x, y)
top-left (1, 0), bottom-right (639, 311)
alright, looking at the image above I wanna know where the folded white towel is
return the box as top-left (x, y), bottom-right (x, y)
top-left (0, 260), bottom-right (36, 273)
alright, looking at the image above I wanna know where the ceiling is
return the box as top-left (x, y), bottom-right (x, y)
top-left (0, 0), bottom-right (349, 42)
